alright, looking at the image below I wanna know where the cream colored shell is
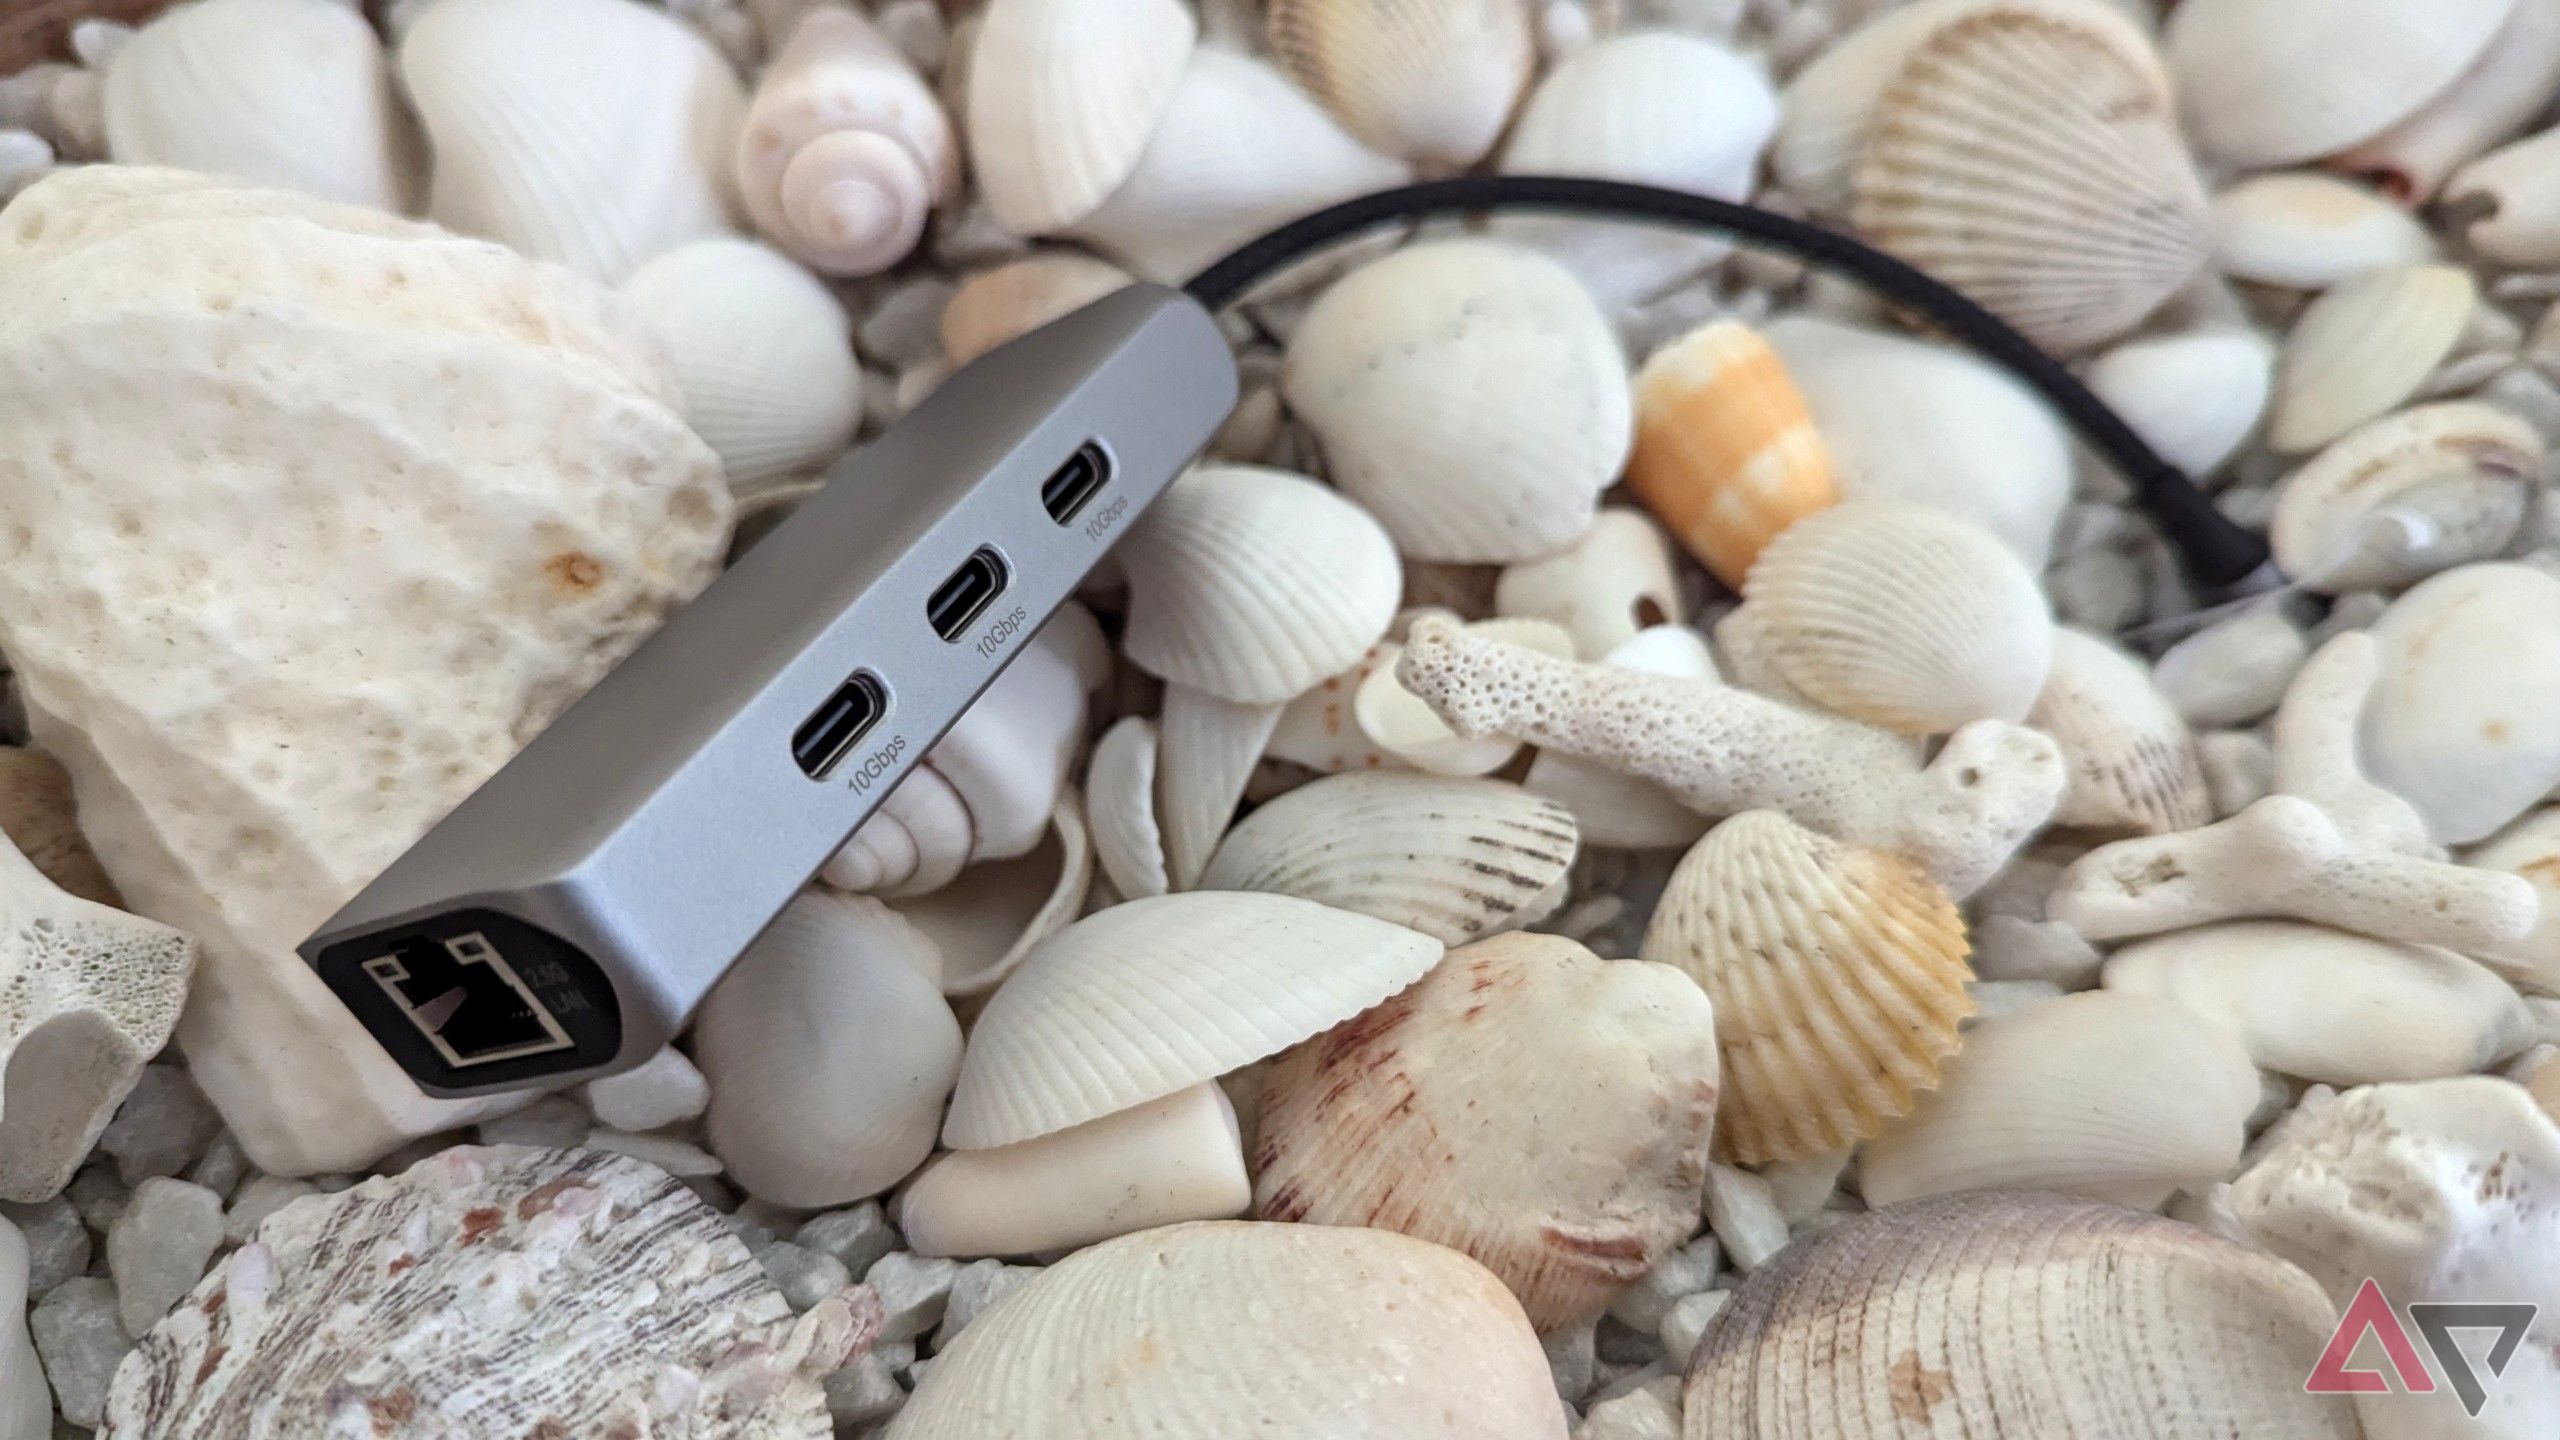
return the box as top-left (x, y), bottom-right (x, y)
top-left (2168, 0), bottom-right (2513, 168)
top-left (894, 792), bottom-right (1094, 997)
top-left (939, 251), bottom-right (1132, 366)
top-left (1155, 684), bottom-right (1281, 892)
top-left (2083, 329), bottom-right (2275, 479)
top-left (2211, 171), bottom-right (2437, 289)
top-left (2364, 562), bottom-right (2560, 844)
top-left (2029, 627), bottom-right (2212, 836)
top-left (2270, 400), bottom-right (2542, 592)
top-left (1266, 0), bottom-right (1535, 170)
top-left (963, 0), bottom-right (1196, 236)
top-left (735, 6), bottom-right (957, 276)
top-left (2268, 262), bottom-right (2478, 455)
top-left (1492, 507), bottom-right (1686, 660)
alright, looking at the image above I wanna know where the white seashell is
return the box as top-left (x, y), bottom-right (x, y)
top-left (1253, 932), bottom-right (1717, 1330)
top-left (2446, 124), bottom-right (2560, 268)
top-left (1068, 47), bottom-right (1410, 283)
top-left (2167, 0), bottom-right (2515, 169)
top-left (1284, 238), bottom-right (1631, 564)
top-left (888, 1221), bottom-right (1566, 1439)
top-left (896, 1082), bottom-right (1250, 1259)
top-left (736, 6), bottom-right (957, 275)
top-left (2210, 171), bottom-right (2438, 289)
top-left (1200, 773), bottom-right (1578, 944)
top-left (1263, 637), bottom-right (1402, 775)
top-left (2270, 400), bottom-right (2542, 592)
top-left (1084, 716), bottom-right (1169, 902)
top-left (818, 763), bottom-right (973, 897)
top-left (1115, 464), bottom-right (1402, 704)
top-left (1266, 0), bottom-right (1536, 171)
top-left (939, 250), bottom-right (1131, 366)
top-left (399, 0), bottom-right (748, 282)
top-left (103, 0), bottom-right (420, 212)
top-left (1355, 617), bottom-right (1577, 775)
top-left (925, 617), bottom-right (1090, 862)
top-left (2269, 263), bottom-right (2479, 454)
top-left (697, 891), bottom-right (963, 1207)
top-left (894, 791), bottom-right (1092, 996)
top-left (2464, 806), bottom-right (2560, 993)
top-left (2, 1217), bottom-right (45, 1440)
top-left (1156, 684), bottom-right (1282, 892)
top-left (2364, 563), bottom-right (2560, 844)
top-left (1859, 990), bottom-right (2261, 1210)
top-left (2030, 627), bottom-right (2212, 836)
top-left (2327, 0), bottom-right (2560, 204)
top-left (2084, 329), bottom-right (2274, 478)
top-left (1744, 500), bottom-right (2055, 735)
top-left (964, 0), bottom-right (1196, 236)
top-left (942, 891), bottom-right (1443, 1148)
top-left (1493, 508), bottom-right (1684, 660)
top-left (1521, 626), bottom-right (1717, 850)
top-left (618, 237), bottom-right (863, 489)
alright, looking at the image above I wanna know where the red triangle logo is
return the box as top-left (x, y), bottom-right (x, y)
top-left (2307, 1278), bottom-right (2437, 1396)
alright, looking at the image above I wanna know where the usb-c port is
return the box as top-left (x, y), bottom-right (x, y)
top-left (1041, 443), bottom-right (1112, 524)
top-left (928, 547), bottom-right (1011, 642)
top-left (794, 671), bottom-right (889, 779)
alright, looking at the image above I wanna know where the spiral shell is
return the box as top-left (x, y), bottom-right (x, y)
top-left (736, 6), bottom-right (957, 276)
top-left (1626, 322), bottom-right (1838, 588)
top-left (963, 0), bottom-right (1195, 236)
top-left (2270, 400), bottom-right (2542, 592)
top-left (1266, 0), bottom-right (1535, 170)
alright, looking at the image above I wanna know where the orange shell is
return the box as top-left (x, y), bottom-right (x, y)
top-left (1625, 321), bottom-right (1839, 589)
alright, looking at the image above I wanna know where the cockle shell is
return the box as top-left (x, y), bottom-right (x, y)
top-left (1521, 626), bottom-right (1718, 851)
top-left (939, 250), bottom-right (1132, 366)
top-left (887, 1222), bottom-right (1566, 1439)
top-left (1859, 990), bottom-right (2260, 1210)
top-left (2269, 262), bottom-right (2479, 454)
top-left (102, 0), bottom-right (419, 212)
top-left (1085, 716), bottom-right (1170, 902)
top-left (2210, 171), bottom-right (2438, 289)
top-left (1265, 0), bottom-right (1535, 170)
top-left (1493, 507), bottom-right (1685, 660)
top-left (895, 791), bottom-right (1093, 996)
top-left (1253, 933), bottom-right (1717, 1331)
top-left (2364, 562), bottom-right (2560, 844)
top-left (1684, 1191), bottom-right (2363, 1440)
top-left (618, 237), bottom-right (863, 489)
top-left (2083, 329), bottom-right (2275, 478)
top-left (1354, 617), bottom-right (1575, 776)
top-left (2329, 0), bottom-right (2560, 204)
top-left (2031, 627), bottom-right (2212, 836)
top-left (2464, 806), bottom-right (2560, 993)
top-left (964, 0), bottom-right (1194, 236)
top-left (399, 0), bottom-right (748, 282)
top-left (696, 891), bottom-right (963, 1207)
top-left (2167, 0), bottom-right (2514, 169)
top-left (1, 1217), bottom-right (40, 1440)
top-left (1284, 238), bottom-right (1631, 564)
top-left (943, 891), bottom-right (1443, 1149)
top-left (2446, 124), bottom-right (2560, 267)
top-left (1199, 773), bottom-right (1578, 945)
top-left (1641, 811), bottom-right (1971, 1165)
top-left (0, 746), bottom-right (117, 905)
top-left (736, 6), bottom-right (956, 276)
top-left (1625, 321), bottom-right (1839, 588)
top-left (2270, 400), bottom-right (2542, 593)
top-left (1852, 7), bottom-right (2211, 353)
top-left (1156, 684), bottom-right (1281, 891)
top-left (1744, 500), bottom-right (2054, 734)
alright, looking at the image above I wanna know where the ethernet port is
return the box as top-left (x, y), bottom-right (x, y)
top-left (361, 932), bottom-right (575, 1069)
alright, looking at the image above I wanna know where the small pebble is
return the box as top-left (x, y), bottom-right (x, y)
top-left (1545, 1319), bottom-right (1598, 1403)
top-left (1657, 1288), bottom-right (1733, 1367)
top-left (929, 199), bottom-right (1034, 271)
top-left (1969, 914), bottom-right (2104, 988)
top-left (1605, 1236), bottom-right (1720, 1334)
top-left (2154, 604), bottom-right (2307, 728)
top-left (866, 1252), bottom-right (960, 1343)
top-left (184, 1134), bottom-right (249, 1201)
top-left (2198, 729), bottom-right (2276, 817)
top-left (754, 1240), bottom-right (853, 1314)
top-left (64, 1163), bottom-right (128, 1236)
top-left (474, 1094), bottom-right (590, 1150)
top-left (936, 1258), bottom-right (1036, 1347)
top-left (107, 1176), bottom-right (224, 1337)
top-left (0, 1197), bottom-right (89, 1296)
top-left (1967, 978), bottom-right (2064, 1023)
top-left (823, 1352), bottom-right (909, 1429)
top-left (1573, 1380), bottom-right (1682, 1440)
top-left (857, 277), bottom-right (956, 371)
top-left (1701, 1164), bottom-right (1789, 1272)
top-left (1593, 1315), bottom-right (1661, 1368)
top-left (583, 1129), bottom-right (722, 1178)
top-left (31, 1277), bottom-right (128, 1427)
top-left (96, 1066), bottom-right (222, 1185)
top-left (795, 1202), bottom-right (900, 1278)
top-left (223, 1175), bottom-right (319, 1245)
top-left (581, 1048), bottom-right (711, 1133)
top-left (2045, 543), bottom-right (2148, 633)
top-left (1759, 1150), bottom-right (1851, 1223)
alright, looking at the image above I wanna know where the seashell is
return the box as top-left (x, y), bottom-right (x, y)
top-left (0, 745), bottom-right (116, 905)
top-left (1115, 464), bottom-right (1402, 704)
top-left (893, 791), bottom-right (1092, 996)
top-left (1852, 8), bottom-right (2211, 353)
top-left (2326, 0), bottom-right (2560, 204)
top-left (1067, 47), bottom-right (1410, 283)
top-left (919, 615), bottom-right (1091, 863)
top-left (1253, 932), bottom-right (1717, 1331)
top-left (1522, 626), bottom-right (1718, 850)
top-left (1156, 684), bottom-right (1282, 891)
top-left (104, 1146), bottom-right (862, 1437)
top-left (696, 891), bottom-right (963, 1207)
top-left (1263, 636), bottom-right (1402, 774)
top-left (2446, 124), bottom-right (2560, 268)
top-left (2030, 627), bottom-right (2212, 836)
top-left (0, 1216), bottom-right (39, 1440)
top-left (735, 7), bottom-right (955, 276)
top-left (1355, 617), bottom-right (1577, 775)
top-left (2364, 562), bottom-right (2560, 844)
top-left (1283, 238), bottom-right (1631, 564)
top-left (1265, 0), bottom-right (1536, 171)
top-left (2463, 805), bottom-right (2560, 993)
top-left (399, 0), bottom-right (748, 282)
top-left (1492, 507), bottom-right (1685, 660)
top-left (964, 0), bottom-right (1195, 236)
top-left (818, 763), bottom-right (973, 897)
top-left (1624, 321), bottom-right (1838, 589)
top-left (102, 0), bottom-right (419, 212)
top-left (2167, 0), bottom-right (2514, 170)
top-left (618, 237), bottom-right (863, 490)
top-left (1199, 773), bottom-right (1578, 944)
top-left (1859, 990), bottom-right (2260, 1210)
top-left (2209, 171), bottom-right (2438, 289)
top-left (1640, 811), bottom-right (1971, 1165)
top-left (2103, 920), bottom-right (2532, 1086)
top-left (2268, 263), bottom-right (2478, 454)
top-left (1743, 500), bottom-right (2054, 734)
top-left (888, 1221), bottom-right (1565, 1439)
top-left (1684, 1191), bottom-right (2364, 1440)
top-left (897, 1081), bottom-right (1250, 1259)
top-left (942, 890), bottom-right (1443, 1148)
top-left (2269, 400), bottom-right (2542, 592)
top-left (2083, 329), bottom-right (2275, 478)
top-left (939, 250), bottom-right (1131, 366)
top-left (1084, 716), bottom-right (1169, 902)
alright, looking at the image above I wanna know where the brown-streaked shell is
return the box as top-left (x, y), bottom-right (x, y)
top-left (1625, 320), bottom-right (1839, 589)
top-left (2030, 627), bottom-right (2213, 836)
top-left (1265, 0), bottom-right (1535, 171)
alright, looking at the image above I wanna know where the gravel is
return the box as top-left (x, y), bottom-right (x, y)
top-left (795, 1202), bottom-right (899, 1279)
top-left (865, 1252), bottom-right (959, 1343)
top-left (1606, 1236), bottom-right (1721, 1334)
top-left (1657, 1289), bottom-right (1733, 1367)
top-left (96, 1065), bottom-right (222, 1185)
top-left (0, 1196), bottom-right (88, 1297)
top-left (753, 1240), bottom-right (852, 1314)
top-left (106, 1176), bottom-right (224, 1337)
top-left (473, 1095), bottom-right (592, 1150)
top-left (1574, 1382), bottom-right (1682, 1440)
top-left (580, 1048), bottom-right (710, 1133)
top-left (1701, 1165), bottom-right (1789, 1272)
top-left (30, 1277), bottom-right (127, 1427)
top-left (935, 1259), bottom-right (1036, 1348)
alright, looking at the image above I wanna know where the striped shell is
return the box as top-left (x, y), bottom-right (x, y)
top-left (2030, 628), bottom-right (2212, 836)
top-left (2167, 0), bottom-right (2512, 169)
top-left (1266, 0), bottom-right (1535, 170)
top-left (2270, 400), bottom-right (2542, 592)
top-left (1626, 321), bottom-right (1839, 588)
top-left (1155, 684), bottom-right (1282, 892)
top-left (963, 0), bottom-right (1195, 235)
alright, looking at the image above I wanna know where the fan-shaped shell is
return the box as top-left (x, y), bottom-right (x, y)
top-left (1156, 684), bottom-right (1282, 892)
top-left (1266, 0), bottom-right (1534, 170)
top-left (943, 891), bottom-right (1444, 1149)
top-left (1744, 500), bottom-right (2054, 734)
top-left (1264, 636), bottom-right (1403, 775)
top-left (1085, 715), bottom-right (1170, 902)
top-left (2030, 627), bottom-right (2212, 836)
top-left (2168, 0), bottom-right (2514, 169)
top-left (2363, 563), bottom-right (2560, 844)
top-left (2270, 400), bottom-right (2542, 592)
top-left (1683, 1191), bottom-right (2364, 1440)
top-left (735, 6), bottom-right (957, 276)
top-left (2269, 262), bottom-right (2478, 454)
top-left (2083, 329), bottom-right (2274, 479)
top-left (963, 0), bottom-right (1195, 236)
top-left (2210, 171), bottom-right (2438, 289)
top-left (939, 250), bottom-right (1131, 366)
top-left (1626, 321), bottom-right (1839, 588)
top-left (1283, 238), bottom-right (1631, 564)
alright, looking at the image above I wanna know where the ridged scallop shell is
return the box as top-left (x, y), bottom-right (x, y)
top-left (1492, 508), bottom-right (1685, 661)
top-left (2210, 171), bottom-right (2438, 289)
top-left (1266, 0), bottom-right (1535, 170)
top-left (2270, 400), bottom-right (2542, 592)
top-left (1521, 626), bottom-right (1718, 851)
top-left (2269, 263), bottom-right (2478, 455)
top-left (942, 891), bottom-right (1444, 1149)
top-left (2030, 628), bottom-right (2212, 836)
top-left (1743, 500), bottom-right (2054, 734)
top-left (735, 6), bottom-right (957, 276)
top-left (103, 0), bottom-right (420, 212)
top-left (2364, 563), bottom-right (2560, 844)
top-left (1851, 9), bottom-right (2210, 354)
top-left (2168, 0), bottom-right (2514, 169)
top-left (1283, 238), bottom-right (1631, 564)
top-left (939, 250), bottom-right (1132, 366)
top-left (1114, 464), bottom-right (1402, 705)
top-left (963, 0), bottom-right (1195, 236)
top-left (2082, 329), bottom-right (2275, 478)
top-left (1199, 773), bottom-right (1578, 945)
top-left (1640, 811), bottom-right (1971, 1165)
top-left (887, 1222), bottom-right (1565, 1439)
top-left (2446, 125), bottom-right (2560, 267)
top-left (1085, 715), bottom-right (1170, 901)
top-left (617, 237), bottom-right (862, 489)
top-left (894, 791), bottom-right (1092, 996)
top-left (1354, 617), bottom-right (1575, 776)
top-left (1253, 933), bottom-right (1716, 1331)
top-left (1626, 321), bottom-right (1839, 589)
top-left (1156, 684), bottom-right (1282, 891)
top-left (1859, 990), bottom-right (2260, 1210)
top-left (1683, 1191), bottom-right (2363, 1440)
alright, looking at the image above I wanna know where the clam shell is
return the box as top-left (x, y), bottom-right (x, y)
top-left (1625, 321), bottom-right (1839, 589)
top-left (887, 1221), bottom-right (1566, 1439)
top-left (2210, 171), bottom-right (2438, 289)
top-left (1743, 500), bottom-right (2054, 734)
top-left (1851, 7), bottom-right (2210, 353)
top-left (2083, 328), bottom-right (2274, 479)
top-left (1253, 932), bottom-right (1717, 1331)
top-left (1492, 507), bottom-right (1685, 660)
top-left (963, 0), bottom-right (1195, 235)
top-left (2269, 400), bottom-right (2542, 592)
top-left (895, 791), bottom-right (1092, 996)
top-left (1266, 0), bottom-right (1535, 170)
top-left (1521, 626), bottom-right (1718, 851)
top-left (2268, 262), bottom-right (2478, 454)
top-left (2446, 124), bottom-right (2560, 268)
top-left (2168, 0), bottom-right (2514, 168)
top-left (1683, 1191), bottom-right (2363, 1440)
top-left (1199, 773), bottom-right (1578, 944)
top-left (1859, 990), bottom-right (2260, 1210)
top-left (2463, 805), bottom-right (2560, 992)
top-left (2030, 627), bottom-right (2212, 836)
top-left (1641, 811), bottom-right (1972, 1165)
top-left (1156, 684), bottom-right (1282, 891)
top-left (0, 1217), bottom-right (39, 1440)
top-left (1115, 464), bottom-right (1402, 705)
top-left (2327, 0), bottom-right (2560, 203)
top-left (922, 612), bottom-right (1091, 862)
top-left (1354, 617), bottom-right (1575, 775)
top-left (1264, 636), bottom-right (1402, 774)
top-left (1084, 715), bottom-right (1170, 902)
top-left (735, 6), bottom-right (957, 275)
top-left (1283, 238), bottom-right (1632, 564)
top-left (942, 890), bottom-right (1443, 1149)
top-left (2364, 562), bottom-right (2560, 844)
top-left (938, 250), bottom-right (1132, 366)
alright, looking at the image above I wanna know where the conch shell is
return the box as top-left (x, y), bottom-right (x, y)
top-left (736, 6), bottom-right (957, 276)
top-left (1625, 321), bottom-right (1838, 589)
